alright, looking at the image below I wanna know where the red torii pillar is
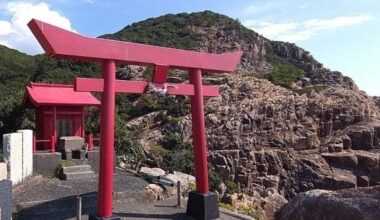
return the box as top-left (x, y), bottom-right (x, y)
top-left (28, 19), bottom-right (242, 220)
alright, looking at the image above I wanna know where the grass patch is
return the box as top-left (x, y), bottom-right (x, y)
top-left (225, 180), bottom-right (238, 193)
top-left (149, 143), bottom-right (167, 157)
top-left (295, 85), bottom-right (327, 95)
top-left (219, 202), bottom-right (235, 212)
top-left (54, 160), bottom-right (76, 178)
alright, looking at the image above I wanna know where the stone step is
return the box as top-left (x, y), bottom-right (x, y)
top-left (62, 171), bottom-right (96, 180)
top-left (62, 165), bottom-right (92, 173)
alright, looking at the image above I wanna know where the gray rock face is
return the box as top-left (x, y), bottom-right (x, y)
top-left (277, 186), bottom-right (380, 220)
top-left (126, 74), bottom-right (380, 201)
top-left (209, 148), bottom-right (377, 199)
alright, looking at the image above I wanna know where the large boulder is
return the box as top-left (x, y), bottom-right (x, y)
top-left (138, 167), bottom-right (165, 176)
top-left (277, 186), bottom-right (380, 220)
top-left (164, 171), bottom-right (195, 194)
top-left (321, 152), bottom-right (358, 170)
top-left (145, 184), bottom-right (164, 200)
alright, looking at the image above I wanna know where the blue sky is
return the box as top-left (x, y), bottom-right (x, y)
top-left (0, 0), bottom-right (379, 95)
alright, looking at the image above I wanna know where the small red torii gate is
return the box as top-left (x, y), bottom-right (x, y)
top-left (28, 19), bottom-right (242, 220)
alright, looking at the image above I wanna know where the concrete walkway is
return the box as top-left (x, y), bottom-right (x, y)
top-left (12, 171), bottom-right (253, 220)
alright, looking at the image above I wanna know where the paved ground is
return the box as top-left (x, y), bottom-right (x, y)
top-left (110, 199), bottom-right (253, 220)
top-left (13, 170), bottom-right (253, 220)
top-left (13, 171), bottom-right (148, 204)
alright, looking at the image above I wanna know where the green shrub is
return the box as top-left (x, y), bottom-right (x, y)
top-left (268, 63), bottom-right (304, 88)
top-left (224, 180), bottom-right (238, 193)
top-left (149, 143), bottom-right (167, 157)
top-left (159, 133), bottom-right (194, 174)
top-left (209, 169), bottom-right (222, 191)
top-left (115, 116), bottom-right (146, 167)
top-left (187, 181), bottom-right (196, 191)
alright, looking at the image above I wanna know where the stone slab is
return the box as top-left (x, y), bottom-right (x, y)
top-left (33, 152), bottom-right (61, 177)
top-left (3, 132), bottom-right (23, 185)
top-left (0, 163), bottom-right (7, 181)
top-left (60, 136), bottom-right (84, 151)
top-left (62, 171), bottom-right (96, 180)
top-left (0, 179), bottom-right (12, 220)
top-left (63, 150), bottom-right (72, 160)
top-left (18, 129), bottom-right (34, 180)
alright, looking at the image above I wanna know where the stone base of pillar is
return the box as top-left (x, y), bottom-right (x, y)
top-left (186, 191), bottom-right (219, 220)
top-left (89, 214), bottom-right (121, 220)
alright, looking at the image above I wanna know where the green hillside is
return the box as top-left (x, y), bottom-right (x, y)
top-left (101, 10), bottom-right (255, 49)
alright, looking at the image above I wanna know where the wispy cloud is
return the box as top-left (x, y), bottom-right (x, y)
top-left (243, 15), bottom-right (375, 42)
top-left (0, 1), bottom-right (75, 55)
top-left (56, 0), bottom-right (95, 4)
top-left (242, 1), bottom-right (283, 15)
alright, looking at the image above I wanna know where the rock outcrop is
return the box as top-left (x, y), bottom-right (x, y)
top-left (277, 186), bottom-right (380, 220)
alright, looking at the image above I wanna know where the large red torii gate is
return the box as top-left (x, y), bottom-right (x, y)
top-left (28, 19), bottom-right (242, 220)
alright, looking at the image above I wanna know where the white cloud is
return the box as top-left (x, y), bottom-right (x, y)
top-left (304, 15), bottom-right (374, 29)
top-left (243, 15), bottom-right (374, 42)
top-left (243, 1), bottom-right (283, 15)
top-left (0, 1), bottom-right (75, 55)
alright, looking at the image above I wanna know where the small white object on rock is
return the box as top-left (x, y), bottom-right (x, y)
top-left (139, 167), bottom-right (165, 176)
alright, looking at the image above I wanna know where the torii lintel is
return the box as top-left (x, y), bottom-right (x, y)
top-left (28, 19), bottom-right (242, 73)
top-left (75, 78), bottom-right (220, 97)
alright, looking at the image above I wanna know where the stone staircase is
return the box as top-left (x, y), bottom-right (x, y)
top-left (61, 165), bottom-right (96, 180)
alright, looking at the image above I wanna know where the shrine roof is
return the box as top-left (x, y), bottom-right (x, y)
top-left (24, 82), bottom-right (100, 107)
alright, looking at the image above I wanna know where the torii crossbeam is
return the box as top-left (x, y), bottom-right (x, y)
top-left (28, 19), bottom-right (242, 220)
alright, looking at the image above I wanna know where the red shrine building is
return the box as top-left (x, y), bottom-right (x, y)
top-left (23, 83), bottom-right (100, 152)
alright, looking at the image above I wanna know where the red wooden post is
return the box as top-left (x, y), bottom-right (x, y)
top-left (33, 136), bottom-right (36, 154)
top-left (49, 135), bottom-right (55, 152)
top-left (53, 106), bottom-right (57, 151)
top-left (82, 108), bottom-right (85, 137)
top-left (189, 68), bottom-right (209, 193)
top-left (88, 133), bottom-right (94, 151)
top-left (97, 60), bottom-right (116, 218)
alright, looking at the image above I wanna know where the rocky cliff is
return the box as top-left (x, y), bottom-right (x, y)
top-left (103, 11), bottom-right (380, 204)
